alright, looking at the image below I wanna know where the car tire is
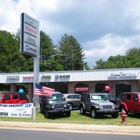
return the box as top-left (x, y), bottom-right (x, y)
top-left (91, 108), bottom-right (97, 118)
top-left (80, 106), bottom-right (86, 115)
top-left (69, 103), bottom-right (73, 110)
top-left (111, 113), bottom-right (118, 118)
top-left (66, 111), bottom-right (71, 117)
top-left (44, 110), bottom-right (50, 118)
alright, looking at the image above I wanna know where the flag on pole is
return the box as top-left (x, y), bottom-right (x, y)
top-left (34, 83), bottom-right (54, 97)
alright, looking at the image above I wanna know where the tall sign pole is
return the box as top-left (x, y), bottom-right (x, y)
top-left (20, 13), bottom-right (40, 120)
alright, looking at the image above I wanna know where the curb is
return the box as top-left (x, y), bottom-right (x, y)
top-left (0, 121), bottom-right (140, 135)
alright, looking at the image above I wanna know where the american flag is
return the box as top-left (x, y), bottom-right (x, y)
top-left (34, 83), bottom-right (54, 97)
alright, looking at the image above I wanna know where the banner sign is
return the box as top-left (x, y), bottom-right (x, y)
top-left (0, 103), bottom-right (33, 118)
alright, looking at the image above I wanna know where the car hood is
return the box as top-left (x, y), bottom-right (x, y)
top-left (91, 100), bottom-right (114, 105)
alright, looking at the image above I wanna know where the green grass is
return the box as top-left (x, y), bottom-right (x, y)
top-left (0, 110), bottom-right (140, 126)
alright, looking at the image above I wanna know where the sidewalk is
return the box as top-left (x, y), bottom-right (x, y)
top-left (0, 121), bottom-right (140, 135)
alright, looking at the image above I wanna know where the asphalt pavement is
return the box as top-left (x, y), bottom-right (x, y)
top-left (0, 121), bottom-right (140, 135)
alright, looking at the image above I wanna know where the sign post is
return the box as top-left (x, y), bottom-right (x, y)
top-left (20, 13), bottom-right (40, 120)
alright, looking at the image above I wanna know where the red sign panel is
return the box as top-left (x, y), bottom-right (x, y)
top-left (75, 87), bottom-right (89, 92)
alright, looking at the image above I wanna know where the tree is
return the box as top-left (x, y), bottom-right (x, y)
top-left (40, 31), bottom-right (63, 71)
top-left (58, 34), bottom-right (85, 70)
top-left (125, 47), bottom-right (140, 57)
top-left (0, 30), bottom-right (33, 72)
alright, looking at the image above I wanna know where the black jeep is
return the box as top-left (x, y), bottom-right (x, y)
top-left (40, 91), bottom-right (72, 118)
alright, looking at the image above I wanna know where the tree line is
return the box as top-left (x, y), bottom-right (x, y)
top-left (0, 30), bottom-right (88, 73)
top-left (95, 48), bottom-right (140, 69)
top-left (0, 29), bottom-right (140, 73)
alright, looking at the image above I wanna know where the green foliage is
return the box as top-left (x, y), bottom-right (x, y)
top-left (0, 30), bottom-right (33, 72)
top-left (0, 30), bottom-right (89, 72)
top-left (95, 50), bottom-right (140, 69)
top-left (40, 31), bottom-right (63, 71)
top-left (58, 34), bottom-right (85, 70)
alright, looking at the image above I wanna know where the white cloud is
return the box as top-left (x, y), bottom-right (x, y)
top-left (1, 0), bottom-right (140, 68)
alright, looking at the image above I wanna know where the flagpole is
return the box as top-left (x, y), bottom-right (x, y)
top-left (32, 22), bottom-right (40, 121)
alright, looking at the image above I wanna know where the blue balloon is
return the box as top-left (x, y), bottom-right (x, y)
top-left (19, 89), bottom-right (24, 94)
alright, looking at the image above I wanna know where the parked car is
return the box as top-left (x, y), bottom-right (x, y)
top-left (63, 93), bottom-right (81, 109)
top-left (120, 92), bottom-right (140, 115)
top-left (0, 92), bottom-right (29, 104)
top-left (80, 93), bottom-right (119, 118)
top-left (104, 93), bottom-right (121, 107)
top-left (39, 91), bottom-right (72, 118)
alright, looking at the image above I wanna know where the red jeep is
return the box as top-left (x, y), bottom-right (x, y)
top-left (0, 92), bottom-right (29, 104)
top-left (120, 92), bottom-right (140, 114)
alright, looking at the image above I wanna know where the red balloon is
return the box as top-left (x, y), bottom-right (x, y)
top-left (105, 85), bottom-right (110, 91)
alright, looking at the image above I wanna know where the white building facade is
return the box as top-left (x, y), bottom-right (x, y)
top-left (0, 68), bottom-right (140, 103)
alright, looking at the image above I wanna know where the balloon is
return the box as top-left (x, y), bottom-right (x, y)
top-left (19, 88), bottom-right (24, 94)
top-left (105, 86), bottom-right (110, 91)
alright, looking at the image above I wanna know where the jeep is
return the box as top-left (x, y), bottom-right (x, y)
top-left (80, 93), bottom-right (119, 118)
top-left (0, 92), bottom-right (29, 104)
top-left (120, 92), bottom-right (140, 114)
top-left (40, 91), bottom-right (72, 118)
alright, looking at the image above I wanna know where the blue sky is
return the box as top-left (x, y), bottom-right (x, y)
top-left (1, 0), bottom-right (140, 68)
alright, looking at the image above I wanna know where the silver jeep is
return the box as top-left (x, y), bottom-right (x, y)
top-left (80, 93), bottom-right (119, 118)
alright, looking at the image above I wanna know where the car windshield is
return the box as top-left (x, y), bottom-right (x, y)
top-left (91, 95), bottom-right (108, 101)
top-left (47, 94), bottom-right (64, 101)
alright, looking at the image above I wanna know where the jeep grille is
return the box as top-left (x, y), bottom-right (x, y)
top-left (103, 105), bottom-right (112, 109)
top-left (54, 104), bottom-right (64, 109)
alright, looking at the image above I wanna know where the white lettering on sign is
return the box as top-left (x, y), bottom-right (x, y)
top-left (108, 72), bottom-right (137, 79)
top-left (75, 87), bottom-right (89, 92)
top-left (7, 76), bottom-right (19, 80)
top-left (0, 103), bottom-right (33, 118)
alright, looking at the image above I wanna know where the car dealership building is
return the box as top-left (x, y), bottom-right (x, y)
top-left (0, 68), bottom-right (140, 103)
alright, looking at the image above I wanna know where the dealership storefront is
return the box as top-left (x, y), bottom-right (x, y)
top-left (0, 68), bottom-right (140, 103)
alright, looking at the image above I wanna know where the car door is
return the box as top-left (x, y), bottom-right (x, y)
top-left (73, 95), bottom-right (80, 107)
top-left (125, 94), bottom-right (133, 111)
top-left (85, 94), bottom-right (91, 111)
top-left (3, 94), bottom-right (11, 104)
top-left (131, 94), bottom-right (140, 112)
top-left (11, 94), bottom-right (20, 104)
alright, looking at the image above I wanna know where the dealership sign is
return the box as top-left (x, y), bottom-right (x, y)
top-left (108, 72), bottom-right (137, 80)
top-left (75, 87), bottom-right (89, 92)
top-left (20, 13), bottom-right (39, 57)
top-left (0, 103), bottom-right (33, 118)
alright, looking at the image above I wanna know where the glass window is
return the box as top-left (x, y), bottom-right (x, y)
top-left (12, 94), bottom-right (18, 99)
top-left (133, 94), bottom-right (137, 101)
top-left (127, 94), bottom-right (131, 100)
top-left (108, 94), bottom-right (116, 100)
top-left (81, 94), bottom-right (86, 101)
top-left (46, 94), bottom-right (64, 101)
top-left (91, 95), bottom-right (108, 101)
top-left (19, 93), bottom-right (28, 100)
top-left (4, 95), bottom-right (10, 100)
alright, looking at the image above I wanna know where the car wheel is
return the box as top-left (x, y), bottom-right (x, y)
top-left (66, 111), bottom-right (71, 117)
top-left (69, 103), bottom-right (73, 110)
top-left (91, 108), bottom-right (97, 118)
top-left (111, 113), bottom-right (118, 118)
top-left (80, 106), bottom-right (86, 115)
top-left (44, 110), bottom-right (50, 118)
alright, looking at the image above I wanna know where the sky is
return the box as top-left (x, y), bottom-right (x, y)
top-left (1, 0), bottom-right (140, 68)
